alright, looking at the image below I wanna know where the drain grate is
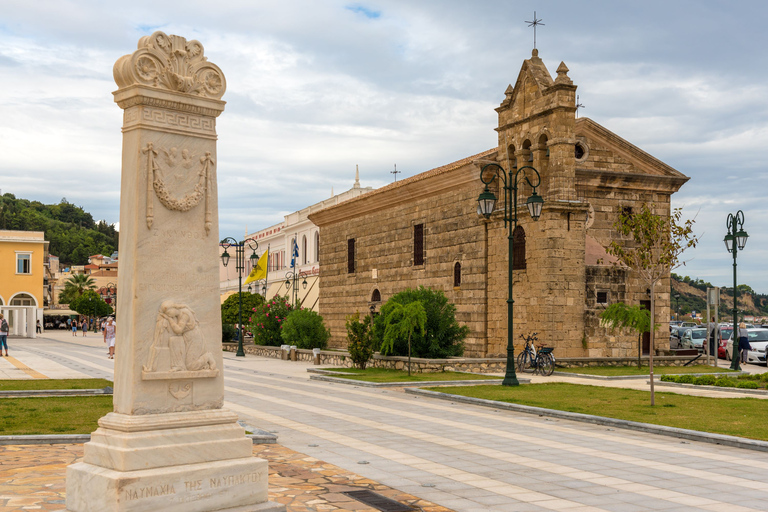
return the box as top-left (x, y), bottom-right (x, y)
top-left (342, 490), bottom-right (415, 512)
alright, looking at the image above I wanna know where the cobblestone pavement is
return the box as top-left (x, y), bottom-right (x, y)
top-left (0, 443), bottom-right (452, 512)
top-left (4, 332), bottom-right (768, 511)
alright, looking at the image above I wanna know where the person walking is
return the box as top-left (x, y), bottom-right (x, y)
top-left (738, 321), bottom-right (751, 364)
top-left (71, 319), bottom-right (78, 337)
top-left (81, 318), bottom-right (88, 337)
top-left (707, 316), bottom-right (719, 357)
top-left (103, 317), bottom-right (116, 359)
top-left (36, 319), bottom-right (42, 334)
top-left (0, 313), bottom-right (9, 357)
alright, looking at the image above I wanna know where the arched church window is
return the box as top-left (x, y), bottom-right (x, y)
top-left (513, 226), bottom-right (526, 270)
top-left (453, 262), bottom-right (461, 287)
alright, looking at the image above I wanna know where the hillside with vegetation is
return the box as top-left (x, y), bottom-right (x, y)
top-left (671, 273), bottom-right (768, 320)
top-left (0, 193), bottom-right (118, 266)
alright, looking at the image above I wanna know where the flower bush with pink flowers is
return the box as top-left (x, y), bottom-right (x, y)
top-left (249, 296), bottom-right (294, 346)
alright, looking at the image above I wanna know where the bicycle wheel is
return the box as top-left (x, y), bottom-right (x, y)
top-left (537, 355), bottom-right (554, 376)
top-left (517, 351), bottom-right (532, 373)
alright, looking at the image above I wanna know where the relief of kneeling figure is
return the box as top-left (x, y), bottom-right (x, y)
top-left (144, 300), bottom-right (216, 373)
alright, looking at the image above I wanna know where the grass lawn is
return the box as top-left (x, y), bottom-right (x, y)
top-left (556, 365), bottom-right (736, 376)
top-left (0, 396), bottom-right (113, 435)
top-left (0, 379), bottom-right (113, 391)
top-left (430, 382), bottom-right (768, 441)
top-left (323, 367), bottom-right (499, 383)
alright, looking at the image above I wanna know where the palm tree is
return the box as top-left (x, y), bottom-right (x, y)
top-left (59, 273), bottom-right (97, 305)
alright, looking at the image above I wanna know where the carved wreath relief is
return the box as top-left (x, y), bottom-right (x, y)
top-left (142, 142), bottom-right (214, 235)
top-left (142, 301), bottom-right (218, 381)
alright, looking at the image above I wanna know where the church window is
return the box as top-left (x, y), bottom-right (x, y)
top-left (371, 289), bottom-right (381, 302)
top-left (575, 142), bottom-right (585, 160)
top-left (597, 291), bottom-right (609, 304)
top-left (414, 224), bottom-right (424, 266)
top-left (315, 232), bottom-right (320, 262)
top-left (512, 226), bottom-right (526, 270)
top-left (453, 262), bottom-right (461, 287)
top-left (347, 238), bottom-right (356, 274)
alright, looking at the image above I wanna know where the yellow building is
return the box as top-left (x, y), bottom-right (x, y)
top-left (0, 230), bottom-right (47, 337)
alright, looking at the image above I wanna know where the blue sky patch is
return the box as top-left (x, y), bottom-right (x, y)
top-left (345, 4), bottom-right (381, 19)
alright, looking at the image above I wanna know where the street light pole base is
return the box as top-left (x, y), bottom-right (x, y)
top-left (501, 376), bottom-right (520, 386)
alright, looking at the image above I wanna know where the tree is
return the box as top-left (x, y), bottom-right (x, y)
top-left (221, 292), bottom-right (264, 325)
top-left (281, 308), bottom-right (330, 349)
top-left (606, 204), bottom-right (698, 405)
top-left (346, 313), bottom-right (374, 370)
top-left (59, 273), bottom-right (97, 304)
top-left (380, 301), bottom-right (427, 376)
top-left (600, 303), bottom-right (653, 368)
top-left (70, 289), bottom-right (113, 318)
top-left (372, 287), bottom-right (467, 359)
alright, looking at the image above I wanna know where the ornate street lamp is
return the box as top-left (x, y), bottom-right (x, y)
top-left (284, 270), bottom-right (309, 307)
top-left (220, 237), bottom-right (259, 357)
top-left (477, 163), bottom-right (543, 386)
top-left (725, 211), bottom-right (748, 370)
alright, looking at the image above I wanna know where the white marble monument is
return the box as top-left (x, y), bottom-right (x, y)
top-left (66, 32), bottom-right (284, 512)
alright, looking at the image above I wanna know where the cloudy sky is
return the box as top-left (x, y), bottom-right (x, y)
top-left (2, 1), bottom-right (767, 292)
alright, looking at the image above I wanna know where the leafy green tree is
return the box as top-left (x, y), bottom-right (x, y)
top-left (221, 292), bottom-right (264, 325)
top-left (380, 301), bottom-right (427, 376)
top-left (70, 290), bottom-right (113, 318)
top-left (600, 303), bottom-right (653, 368)
top-left (59, 273), bottom-right (97, 304)
top-left (281, 308), bottom-right (330, 349)
top-left (346, 313), bottom-right (374, 369)
top-left (606, 204), bottom-right (698, 406)
top-left (373, 287), bottom-right (467, 359)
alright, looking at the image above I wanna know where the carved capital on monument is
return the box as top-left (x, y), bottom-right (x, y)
top-left (113, 31), bottom-right (226, 100)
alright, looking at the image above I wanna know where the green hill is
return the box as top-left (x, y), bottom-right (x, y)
top-left (0, 193), bottom-right (118, 266)
top-left (671, 273), bottom-right (768, 320)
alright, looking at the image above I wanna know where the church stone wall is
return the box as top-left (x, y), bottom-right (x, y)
top-left (316, 165), bottom-right (490, 356)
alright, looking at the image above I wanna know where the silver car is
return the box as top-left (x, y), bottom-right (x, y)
top-left (680, 328), bottom-right (707, 351)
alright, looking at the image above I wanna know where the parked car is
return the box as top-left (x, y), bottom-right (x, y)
top-left (718, 326), bottom-right (733, 359)
top-left (680, 322), bottom-right (698, 327)
top-left (725, 328), bottom-right (768, 364)
top-left (680, 328), bottom-right (707, 351)
top-left (670, 325), bottom-right (687, 349)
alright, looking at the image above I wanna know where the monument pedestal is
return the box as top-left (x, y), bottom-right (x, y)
top-left (66, 410), bottom-right (284, 512)
top-left (65, 31), bottom-right (284, 512)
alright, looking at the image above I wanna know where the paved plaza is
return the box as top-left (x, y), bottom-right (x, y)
top-left (3, 332), bottom-right (768, 511)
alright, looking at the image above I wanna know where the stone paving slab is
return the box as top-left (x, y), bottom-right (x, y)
top-left (0, 443), bottom-right (454, 512)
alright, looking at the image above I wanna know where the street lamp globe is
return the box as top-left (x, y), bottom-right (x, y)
top-left (221, 249), bottom-right (231, 267)
top-left (736, 229), bottom-right (749, 251)
top-left (477, 188), bottom-right (497, 218)
top-left (526, 192), bottom-right (544, 220)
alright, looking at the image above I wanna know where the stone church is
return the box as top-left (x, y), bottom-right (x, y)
top-left (309, 50), bottom-right (689, 358)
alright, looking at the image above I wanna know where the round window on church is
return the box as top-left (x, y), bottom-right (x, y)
top-left (574, 142), bottom-right (585, 160)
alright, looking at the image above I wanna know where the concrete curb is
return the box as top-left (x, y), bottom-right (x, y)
top-left (309, 374), bottom-right (508, 387)
top-left (552, 371), bottom-right (744, 381)
top-left (654, 380), bottom-right (768, 396)
top-left (405, 388), bottom-right (768, 453)
top-left (0, 387), bottom-right (113, 398)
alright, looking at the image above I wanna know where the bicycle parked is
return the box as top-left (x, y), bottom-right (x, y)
top-left (516, 332), bottom-right (555, 376)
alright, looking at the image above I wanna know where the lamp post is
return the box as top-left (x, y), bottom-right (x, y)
top-left (220, 237), bottom-right (259, 357)
top-left (725, 211), bottom-right (748, 371)
top-left (477, 163), bottom-right (544, 386)
top-left (284, 270), bottom-right (308, 307)
top-left (673, 292), bottom-right (680, 320)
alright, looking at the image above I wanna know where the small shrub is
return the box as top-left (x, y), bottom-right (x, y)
top-left (660, 375), bottom-right (675, 382)
top-left (676, 375), bottom-right (696, 384)
top-left (250, 296), bottom-right (294, 346)
top-left (222, 323), bottom-right (236, 343)
top-left (713, 377), bottom-right (737, 387)
top-left (759, 373), bottom-right (768, 383)
top-left (737, 381), bottom-right (759, 389)
top-left (346, 313), bottom-right (374, 370)
top-left (280, 308), bottom-right (330, 350)
top-left (694, 375), bottom-right (716, 386)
